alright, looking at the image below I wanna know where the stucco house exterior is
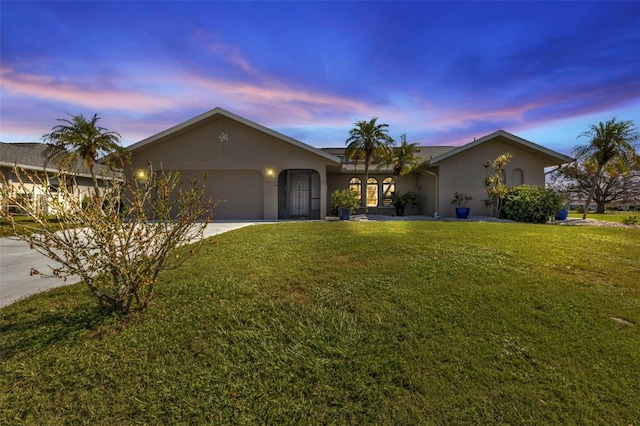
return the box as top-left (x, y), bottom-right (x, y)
top-left (127, 107), bottom-right (573, 220)
top-left (0, 142), bottom-right (111, 215)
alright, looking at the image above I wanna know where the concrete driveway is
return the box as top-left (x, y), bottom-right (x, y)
top-left (0, 221), bottom-right (267, 308)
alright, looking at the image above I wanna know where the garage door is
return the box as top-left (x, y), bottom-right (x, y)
top-left (181, 170), bottom-right (263, 220)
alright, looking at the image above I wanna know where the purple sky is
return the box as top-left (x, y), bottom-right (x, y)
top-left (1, 1), bottom-right (639, 155)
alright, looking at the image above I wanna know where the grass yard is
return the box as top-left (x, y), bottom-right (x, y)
top-left (1, 221), bottom-right (639, 424)
top-left (568, 211), bottom-right (639, 224)
top-left (0, 215), bottom-right (66, 236)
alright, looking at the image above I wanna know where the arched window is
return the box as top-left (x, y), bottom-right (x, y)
top-left (382, 177), bottom-right (395, 206)
top-left (511, 168), bottom-right (524, 186)
top-left (367, 177), bottom-right (379, 207)
top-left (349, 177), bottom-right (362, 202)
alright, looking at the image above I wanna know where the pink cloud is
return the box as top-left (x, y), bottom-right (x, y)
top-left (0, 67), bottom-right (176, 113)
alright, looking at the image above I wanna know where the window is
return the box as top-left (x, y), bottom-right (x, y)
top-left (349, 177), bottom-right (362, 202)
top-left (511, 168), bottom-right (524, 186)
top-left (366, 177), bottom-right (378, 207)
top-left (382, 177), bottom-right (395, 206)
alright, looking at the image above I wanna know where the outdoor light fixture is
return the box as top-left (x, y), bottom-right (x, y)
top-left (136, 169), bottom-right (148, 181)
top-left (263, 165), bottom-right (276, 179)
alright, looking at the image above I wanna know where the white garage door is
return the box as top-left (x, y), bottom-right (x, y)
top-left (181, 170), bottom-right (263, 220)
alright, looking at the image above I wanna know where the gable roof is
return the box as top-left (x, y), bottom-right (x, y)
top-left (427, 130), bottom-right (574, 167)
top-left (127, 107), bottom-right (341, 164)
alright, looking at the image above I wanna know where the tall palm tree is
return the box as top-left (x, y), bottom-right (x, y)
top-left (345, 117), bottom-right (395, 212)
top-left (42, 113), bottom-right (127, 196)
top-left (575, 118), bottom-right (638, 219)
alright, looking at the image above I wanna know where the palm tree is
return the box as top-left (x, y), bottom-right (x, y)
top-left (345, 117), bottom-right (394, 212)
top-left (378, 134), bottom-right (420, 178)
top-left (575, 118), bottom-right (638, 219)
top-left (42, 113), bottom-right (127, 196)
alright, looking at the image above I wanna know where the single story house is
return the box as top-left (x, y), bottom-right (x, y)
top-left (127, 107), bottom-right (573, 220)
top-left (0, 142), bottom-right (111, 215)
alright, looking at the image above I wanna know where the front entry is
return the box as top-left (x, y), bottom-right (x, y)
top-left (278, 170), bottom-right (321, 219)
top-left (290, 172), bottom-right (310, 216)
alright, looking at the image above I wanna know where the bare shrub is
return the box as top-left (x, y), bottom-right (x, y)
top-left (0, 163), bottom-right (214, 313)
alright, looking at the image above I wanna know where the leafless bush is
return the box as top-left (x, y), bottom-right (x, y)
top-left (0, 163), bottom-right (214, 313)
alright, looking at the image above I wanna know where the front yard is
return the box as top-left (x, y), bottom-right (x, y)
top-left (1, 221), bottom-right (639, 424)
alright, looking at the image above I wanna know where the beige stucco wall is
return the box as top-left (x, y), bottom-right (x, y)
top-left (436, 139), bottom-right (547, 217)
top-left (326, 171), bottom-right (422, 215)
top-left (129, 116), bottom-right (336, 220)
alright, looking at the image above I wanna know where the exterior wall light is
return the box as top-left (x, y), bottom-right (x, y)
top-left (263, 166), bottom-right (276, 180)
top-left (136, 169), bottom-right (148, 181)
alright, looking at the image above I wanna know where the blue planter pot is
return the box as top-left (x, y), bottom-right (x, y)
top-left (338, 208), bottom-right (351, 220)
top-left (455, 207), bottom-right (470, 219)
top-left (555, 209), bottom-right (569, 221)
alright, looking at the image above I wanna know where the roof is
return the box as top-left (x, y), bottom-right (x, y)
top-left (427, 130), bottom-right (574, 167)
top-left (0, 143), bottom-right (50, 169)
top-left (127, 107), bottom-right (342, 164)
top-left (0, 142), bottom-right (112, 178)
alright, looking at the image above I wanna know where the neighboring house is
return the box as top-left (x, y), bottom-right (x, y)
top-left (127, 107), bottom-right (573, 220)
top-left (0, 142), bottom-right (111, 214)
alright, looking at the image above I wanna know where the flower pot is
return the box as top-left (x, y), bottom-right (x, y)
top-left (395, 205), bottom-right (405, 216)
top-left (555, 209), bottom-right (569, 221)
top-left (455, 207), bottom-right (470, 219)
top-left (338, 208), bottom-right (351, 220)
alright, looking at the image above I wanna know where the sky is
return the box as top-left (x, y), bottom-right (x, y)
top-left (1, 1), bottom-right (639, 155)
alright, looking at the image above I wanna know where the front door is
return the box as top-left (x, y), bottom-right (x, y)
top-left (289, 172), bottom-right (310, 217)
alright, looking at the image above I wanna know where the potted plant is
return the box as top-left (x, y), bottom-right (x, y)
top-left (330, 189), bottom-right (360, 220)
top-left (555, 197), bottom-right (570, 221)
top-left (391, 191), bottom-right (418, 216)
top-left (451, 191), bottom-right (472, 219)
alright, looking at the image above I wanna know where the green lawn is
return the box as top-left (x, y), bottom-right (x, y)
top-left (568, 211), bottom-right (638, 223)
top-left (0, 215), bottom-right (66, 236)
top-left (2, 221), bottom-right (639, 424)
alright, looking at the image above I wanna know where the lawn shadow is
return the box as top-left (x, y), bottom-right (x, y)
top-left (0, 287), bottom-right (122, 361)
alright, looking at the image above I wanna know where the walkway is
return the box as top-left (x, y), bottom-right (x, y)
top-left (0, 222), bottom-right (264, 307)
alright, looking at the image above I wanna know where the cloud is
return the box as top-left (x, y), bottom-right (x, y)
top-left (0, 67), bottom-right (177, 113)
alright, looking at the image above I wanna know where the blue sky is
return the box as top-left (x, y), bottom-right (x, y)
top-left (1, 1), bottom-right (638, 154)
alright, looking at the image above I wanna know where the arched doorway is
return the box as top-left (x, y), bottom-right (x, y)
top-left (278, 169), bottom-right (321, 219)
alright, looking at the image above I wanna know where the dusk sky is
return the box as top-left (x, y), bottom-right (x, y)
top-left (1, 1), bottom-right (639, 155)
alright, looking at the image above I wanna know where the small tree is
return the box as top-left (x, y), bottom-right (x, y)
top-left (574, 118), bottom-right (639, 218)
top-left (0, 162), bottom-right (214, 314)
top-left (484, 152), bottom-right (512, 217)
top-left (549, 156), bottom-right (640, 213)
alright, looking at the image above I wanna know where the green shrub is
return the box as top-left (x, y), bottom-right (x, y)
top-left (502, 185), bottom-right (563, 223)
top-left (330, 189), bottom-right (360, 214)
top-left (622, 214), bottom-right (638, 225)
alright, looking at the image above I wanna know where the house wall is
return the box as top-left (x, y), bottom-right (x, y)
top-left (326, 171), bottom-right (421, 215)
top-left (1, 166), bottom-right (101, 215)
top-left (436, 139), bottom-right (547, 217)
top-left (416, 171), bottom-right (438, 216)
top-left (128, 116), bottom-right (334, 220)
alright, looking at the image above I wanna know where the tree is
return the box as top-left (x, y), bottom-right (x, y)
top-left (2, 115), bottom-right (215, 314)
top-left (549, 155), bottom-right (640, 213)
top-left (344, 117), bottom-right (394, 212)
top-left (1, 162), bottom-right (214, 314)
top-left (378, 134), bottom-right (420, 178)
top-left (574, 118), bottom-right (639, 218)
top-left (484, 152), bottom-right (512, 217)
top-left (42, 113), bottom-right (129, 196)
